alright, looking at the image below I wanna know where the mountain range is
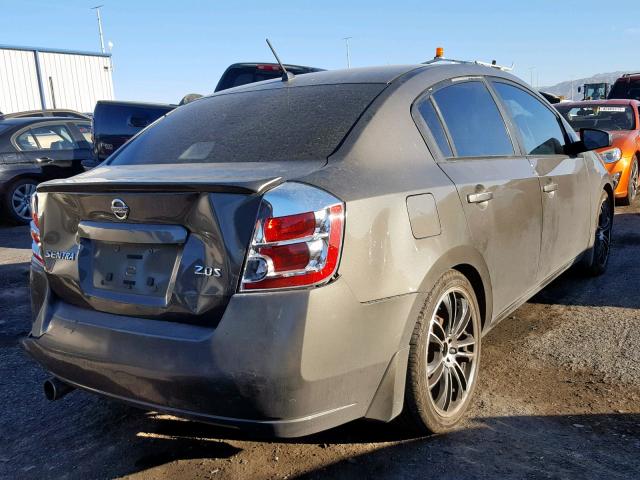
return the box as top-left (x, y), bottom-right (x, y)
top-left (540, 71), bottom-right (636, 100)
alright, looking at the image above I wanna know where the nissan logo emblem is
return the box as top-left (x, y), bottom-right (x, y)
top-left (111, 198), bottom-right (130, 220)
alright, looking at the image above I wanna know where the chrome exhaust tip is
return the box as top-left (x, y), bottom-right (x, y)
top-left (43, 377), bottom-right (74, 401)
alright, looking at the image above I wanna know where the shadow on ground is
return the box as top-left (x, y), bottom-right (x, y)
top-left (297, 413), bottom-right (640, 480)
top-left (532, 212), bottom-right (640, 309)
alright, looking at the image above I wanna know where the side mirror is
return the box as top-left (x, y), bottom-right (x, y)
top-left (581, 128), bottom-right (611, 150)
top-left (564, 128), bottom-right (612, 155)
top-left (578, 86), bottom-right (582, 93)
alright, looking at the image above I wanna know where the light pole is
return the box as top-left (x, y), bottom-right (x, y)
top-left (343, 37), bottom-right (352, 68)
top-left (91, 5), bottom-right (106, 54)
top-left (529, 67), bottom-right (536, 87)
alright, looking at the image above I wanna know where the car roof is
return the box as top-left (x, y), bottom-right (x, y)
top-left (212, 63), bottom-right (524, 98)
top-left (0, 116), bottom-right (85, 127)
top-left (216, 64), bottom-right (423, 93)
top-left (1, 109), bottom-right (89, 118)
top-left (615, 73), bottom-right (640, 81)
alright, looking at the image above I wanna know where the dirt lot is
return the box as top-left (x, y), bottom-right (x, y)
top-left (1, 204), bottom-right (639, 480)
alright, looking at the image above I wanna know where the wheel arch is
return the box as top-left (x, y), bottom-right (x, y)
top-left (452, 263), bottom-right (488, 331)
top-left (603, 182), bottom-right (614, 212)
top-left (410, 245), bottom-right (493, 341)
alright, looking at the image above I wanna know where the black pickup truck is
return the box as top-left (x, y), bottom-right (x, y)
top-left (88, 63), bottom-right (323, 167)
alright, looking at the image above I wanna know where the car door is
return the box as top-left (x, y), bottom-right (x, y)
top-left (490, 80), bottom-right (591, 280)
top-left (415, 78), bottom-right (543, 318)
top-left (13, 121), bottom-right (88, 180)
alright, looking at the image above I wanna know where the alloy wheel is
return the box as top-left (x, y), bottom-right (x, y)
top-left (11, 182), bottom-right (36, 222)
top-left (426, 287), bottom-right (478, 417)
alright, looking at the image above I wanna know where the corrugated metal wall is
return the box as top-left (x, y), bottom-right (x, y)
top-left (0, 47), bottom-right (114, 114)
top-left (0, 48), bottom-right (42, 113)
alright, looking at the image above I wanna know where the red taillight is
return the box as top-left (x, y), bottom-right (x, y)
top-left (30, 193), bottom-right (44, 266)
top-left (260, 243), bottom-right (310, 272)
top-left (264, 212), bottom-right (316, 242)
top-left (241, 183), bottom-right (345, 291)
top-left (31, 193), bottom-right (39, 228)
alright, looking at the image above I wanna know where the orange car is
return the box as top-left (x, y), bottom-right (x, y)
top-left (557, 99), bottom-right (640, 204)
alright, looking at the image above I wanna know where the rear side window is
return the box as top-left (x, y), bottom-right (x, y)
top-left (433, 81), bottom-right (514, 157)
top-left (15, 131), bottom-right (38, 151)
top-left (493, 82), bottom-right (566, 155)
top-left (29, 124), bottom-right (78, 150)
top-left (417, 99), bottom-right (452, 157)
top-left (109, 84), bottom-right (385, 165)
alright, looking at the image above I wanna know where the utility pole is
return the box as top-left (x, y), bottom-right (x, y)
top-left (91, 5), bottom-right (106, 54)
top-left (343, 37), bottom-right (352, 68)
top-left (571, 79), bottom-right (574, 100)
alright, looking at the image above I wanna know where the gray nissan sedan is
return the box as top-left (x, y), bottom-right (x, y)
top-left (23, 63), bottom-right (613, 437)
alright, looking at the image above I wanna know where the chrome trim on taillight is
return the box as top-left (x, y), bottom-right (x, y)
top-left (240, 182), bottom-right (345, 291)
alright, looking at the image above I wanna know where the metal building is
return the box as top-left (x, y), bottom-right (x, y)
top-left (0, 44), bottom-right (114, 114)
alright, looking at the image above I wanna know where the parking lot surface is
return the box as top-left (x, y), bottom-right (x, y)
top-left (1, 205), bottom-right (639, 480)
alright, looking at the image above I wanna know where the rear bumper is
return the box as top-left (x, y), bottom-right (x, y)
top-left (24, 263), bottom-right (417, 437)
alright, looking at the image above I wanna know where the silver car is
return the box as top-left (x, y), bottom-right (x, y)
top-left (23, 63), bottom-right (613, 437)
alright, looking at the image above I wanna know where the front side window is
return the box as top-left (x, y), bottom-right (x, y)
top-left (29, 124), bottom-right (78, 150)
top-left (416, 99), bottom-right (453, 157)
top-left (432, 81), bottom-right (514, 157)
top-left (493, 82), bottom-right (566, 155)
top-left (555, 104), bottom-right (636, 132)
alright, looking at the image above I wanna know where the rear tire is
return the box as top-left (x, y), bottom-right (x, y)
top-left (3, 178), bottom-right (37, 225)
top-left (620, 156), bottom-right (638, 206)
top-left (400, 270), bottom-right (482, 434)
top-left (582, 190), bottom-right (613, 276)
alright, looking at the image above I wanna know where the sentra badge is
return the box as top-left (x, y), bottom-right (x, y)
top-left (45, 250), bottom-right (76, 261)
top-left (111, 198), bottom-right (130, 220)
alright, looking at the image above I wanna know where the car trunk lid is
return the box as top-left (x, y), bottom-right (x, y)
top-left (36, 161), bottom-right (324, 325)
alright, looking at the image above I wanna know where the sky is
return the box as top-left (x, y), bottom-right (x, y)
top-left (1, 0), bottom-right (639, 103)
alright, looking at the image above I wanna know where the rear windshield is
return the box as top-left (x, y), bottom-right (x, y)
top-left (108, 84), bottom-right (384, 165)
top-left (556, 104), bottom-right (636, 131)
top-left (608, 79), bottom-right (640, 100)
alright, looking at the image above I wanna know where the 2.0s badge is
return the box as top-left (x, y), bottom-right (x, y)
top-left (194, 265), bottom-right (222, 277)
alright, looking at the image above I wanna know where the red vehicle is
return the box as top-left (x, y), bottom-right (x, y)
top-left (556, 99), bottom-right (640, 204)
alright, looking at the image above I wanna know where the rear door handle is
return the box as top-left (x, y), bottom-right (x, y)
top-left (467, 191), bottom-right (493, 203)
top-left (543, 182), bottom-right (558, 193)
top-left (36, 157), bottom-right (54, 164)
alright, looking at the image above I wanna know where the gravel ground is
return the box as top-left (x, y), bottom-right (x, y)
top-left (1, 204), bottom-right (640, 479)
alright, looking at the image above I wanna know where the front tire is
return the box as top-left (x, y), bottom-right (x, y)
top-left (582, 190), bottom-right (613, 276)
top-left (401, 270), bottom-right (482, 434)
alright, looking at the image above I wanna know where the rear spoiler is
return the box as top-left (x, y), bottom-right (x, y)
top-left (36, 177), bottom-right (283, 195)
